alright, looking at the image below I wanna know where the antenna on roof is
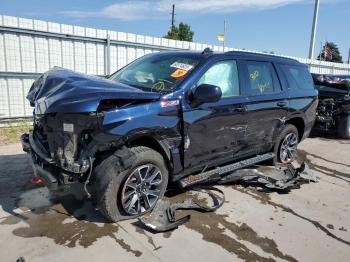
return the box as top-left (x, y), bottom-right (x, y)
top-left (202, 47), bottom-right (213, 55)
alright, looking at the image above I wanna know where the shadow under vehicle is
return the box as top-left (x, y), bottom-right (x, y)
top-left (21, 49), bottom-right (317, 222)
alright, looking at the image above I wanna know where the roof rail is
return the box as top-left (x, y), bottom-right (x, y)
top-left (225, 50), bottom-right (299, 62)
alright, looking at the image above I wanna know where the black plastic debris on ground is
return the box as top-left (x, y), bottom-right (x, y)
top-left (220, 162), bottom-right (318, 190)
top-left (138, 162), bottom-right (318, 233)
top-left (139, 187), bottom-right (225, 232)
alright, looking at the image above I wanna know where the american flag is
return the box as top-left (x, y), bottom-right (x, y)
top-left (323, 45), bottom-right (333, 61)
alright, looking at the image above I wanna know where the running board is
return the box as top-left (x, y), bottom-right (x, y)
top-left (179, 153), bottom-right (274, 188)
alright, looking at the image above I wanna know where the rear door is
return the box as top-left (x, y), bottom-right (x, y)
top-left (239, 60), bottom-right (289, 154)
top-left (278, 64), bottom-right (318, 139)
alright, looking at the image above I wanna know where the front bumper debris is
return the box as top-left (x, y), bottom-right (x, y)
top-left (21, 132), bottom-right (85, 190)
top-left (139, 160), bottom-right (318, 233)
top-left (139, 187), bottom-right (225, 232)
top-left (21, 133), bottom-right (59, 190)
top-left (219, 162), bottom-right (318, 190)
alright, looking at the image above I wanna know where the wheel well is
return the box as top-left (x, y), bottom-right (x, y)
top-left (128, 136), bottom-right (171, 171)
top-left (285, 117), bottom-right (305, 141)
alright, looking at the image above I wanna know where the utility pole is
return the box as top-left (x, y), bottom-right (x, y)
top-left (171, 4), bottom-right (175, 29)
top-left (309, 0), bottom-right (320, 60)
top-left (348, 48), bottom-right (350, 64)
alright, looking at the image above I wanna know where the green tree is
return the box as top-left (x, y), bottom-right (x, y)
top-left (317, 42), bottom-right (343, 63)
top-left (164, 22), bottom-right (194, 42)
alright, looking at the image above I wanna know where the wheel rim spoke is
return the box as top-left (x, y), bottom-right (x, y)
top-left (136, 197), bottom-right (141, 213)
top-left (126, 182), bottom-right (136, 190)
top-left (127, 194), bottom-right (139, 213)
top-left (124, 190), bottom-right (135, 199)
top-left (145, 169), bottom-right (162, 185)
top-left (142, 194), bottom-right (151, 209)
top-left (135, 168), bottom-right (143, 183)
top-left (147, 189), bottom-right (160, 197)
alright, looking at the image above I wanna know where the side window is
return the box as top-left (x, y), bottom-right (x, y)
top-left (281, 65), bottom-right (315, 90)
top-left (197, 60), bottom-right (240, 98)
top-left (245, 61), bottom-right (281, 96)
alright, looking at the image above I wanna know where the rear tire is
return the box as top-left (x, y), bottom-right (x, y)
top-left (273, 124), bottom-right (299, 164)
top-left (92, 146), bottom-right (168, 222)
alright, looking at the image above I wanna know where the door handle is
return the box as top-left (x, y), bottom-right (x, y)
top-left (277, 101), bottom-right (287, 107)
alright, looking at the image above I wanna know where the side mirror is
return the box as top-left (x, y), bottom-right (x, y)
top-left (190, 84), bottom-right (222, 107)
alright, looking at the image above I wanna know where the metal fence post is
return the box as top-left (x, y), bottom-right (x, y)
top-left (105, 34), bottom-right (111, 76)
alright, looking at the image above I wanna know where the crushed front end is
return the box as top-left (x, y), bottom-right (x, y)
top-left (21, 112), bottom-right (103, 190)
top-left (21, 67), bottom-right (161, 190)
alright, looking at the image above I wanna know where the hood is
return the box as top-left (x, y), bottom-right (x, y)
top-left (27, 67), bottom-right (161, 114)
top-left (312, 73), bottom-right (350, 92)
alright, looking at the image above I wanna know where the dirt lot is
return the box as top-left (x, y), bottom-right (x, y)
top-left (0, 137), bottom-right (349, 262)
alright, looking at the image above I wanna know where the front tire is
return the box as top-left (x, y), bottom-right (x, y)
top-left (93, 146), bottom-right (168, 222)
top-left (273, 124), bottom-right (299, 164)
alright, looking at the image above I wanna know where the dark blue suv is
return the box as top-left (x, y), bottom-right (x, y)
top-left (21, 49), bottom-right (317, 221)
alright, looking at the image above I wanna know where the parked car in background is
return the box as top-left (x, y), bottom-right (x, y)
top-left (312, 74), bottom-right (350, 139)
top-left (21, 49), bottom-right (317, 222)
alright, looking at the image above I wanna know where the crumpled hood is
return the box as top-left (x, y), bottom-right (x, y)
top-left (27, 67), bottom-right (161, 114)
top-left (312, 73), bottom-right (350, 92)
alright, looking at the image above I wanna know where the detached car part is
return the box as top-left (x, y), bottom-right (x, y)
top-left (219, 162), bottom-right (317, 190)
top-left (139, 161), bottom-right (317, 233)
top-left (139, 187), bottom-right (225, 232)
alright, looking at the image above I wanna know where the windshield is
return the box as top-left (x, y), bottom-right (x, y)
top-left (109, 54), bottom-right (200, 93)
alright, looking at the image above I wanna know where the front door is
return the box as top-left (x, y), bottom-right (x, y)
top-left (182, 59), bottom-right (249, 170)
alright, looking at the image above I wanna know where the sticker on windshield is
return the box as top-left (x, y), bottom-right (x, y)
top-left (171, 68), bottom-right (188, 79)
top-left (170, 62), bottom-right (194, 71)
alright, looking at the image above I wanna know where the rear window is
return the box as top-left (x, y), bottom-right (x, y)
top-left (243, 61), bottom-right (282, 96)
top-left (282, 65), bottom-right (314, 90)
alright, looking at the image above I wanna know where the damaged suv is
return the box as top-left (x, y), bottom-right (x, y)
top-left (21, 49), bottom-right (317, 222)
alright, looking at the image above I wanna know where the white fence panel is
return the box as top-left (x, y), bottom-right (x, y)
top-left (0, 79), bottom-right (9, 117)
top-left (0, 14), bottom-right (350, 119)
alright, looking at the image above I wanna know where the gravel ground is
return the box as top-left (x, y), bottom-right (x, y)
top-left (0, 137), bottom-right (349, 262)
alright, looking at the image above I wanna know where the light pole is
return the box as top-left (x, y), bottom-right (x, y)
top-left (223, 20), bottom-right (226, 51)
top-left (308, 0), bottom-right (320, 60)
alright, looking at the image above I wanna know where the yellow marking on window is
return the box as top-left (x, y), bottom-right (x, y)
top-left (250, 70), bottom-right (259, 80)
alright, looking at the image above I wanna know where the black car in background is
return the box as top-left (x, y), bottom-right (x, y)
top-left (312, 74), bottom-right (350, 139)
top-left (21, 49), bottom-right (318, 222)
